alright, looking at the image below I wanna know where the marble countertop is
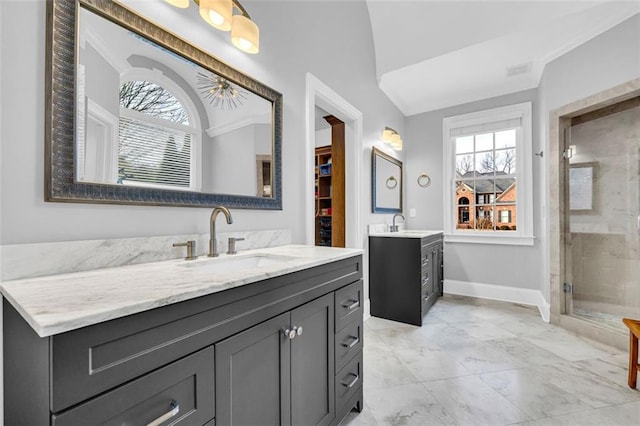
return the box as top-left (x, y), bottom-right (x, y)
top-left (0, 245), bottom-right (362, 338)
top-left (369, 230), bottom-right (444, 238)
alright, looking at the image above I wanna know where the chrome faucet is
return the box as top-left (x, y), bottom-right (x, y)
top-left (209, 206), bottom-right (233, 257)
top-left (390, 213), bottom-right (405, 232)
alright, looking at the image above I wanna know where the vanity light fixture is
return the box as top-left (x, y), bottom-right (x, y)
top-left (382, 127), bottom-right (403, 151)
top-left (165, 0), bottom-right (260, 54)
top-left (166, 0), bottom-right (190, 8)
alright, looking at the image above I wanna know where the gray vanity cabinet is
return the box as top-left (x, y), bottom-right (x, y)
top-left (216, 293), bottom-right (335, 426)
top-left (3, 255), bottom-right (363, 426)
top-left (369, 234), bottom-right (443, 326)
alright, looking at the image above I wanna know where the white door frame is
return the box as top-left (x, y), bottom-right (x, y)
top-left (304, 73), bottom-right (363, 250)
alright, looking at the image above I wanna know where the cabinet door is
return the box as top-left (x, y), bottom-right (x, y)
top-left (216, 312), bottom-right (291, 426)
top-left (291, 293), bottom-right (335, 426)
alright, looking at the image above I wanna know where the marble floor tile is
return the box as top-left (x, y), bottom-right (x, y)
top-left (375, 322), bottom-right (455, 351)
top-left (364, 328), bottom-right (392, 352)
top-left (364, 350), bottom-right (420, 390)
top-left (444, 339), bottom-right (527, 374)
top-left (523, 326), bottom-right (616, 361)
top-left (416, 322), bottom-right (476, 351)
top-left (492, 315), bottom-right (556, 337)
top-left (574, 354), bottom-right (631, 387)
top-left (342, 296), bottom-right (638, 426)
top-left (546, 363), bottom-right (640, 408)
top-left (394, 346), bottom-right (473, 382)
top-left (534, 401), bottom-right (640, 426)
top-left (487, 338), bottom-right (570, 368)
top-left (364, 383), bottom-right (457, 425)
top-left (422, 375), bottom-right (532, 425)
top-left (480, 368), bottom-right (594, 419)
top-left (453, 320), bottom-right (519, 341)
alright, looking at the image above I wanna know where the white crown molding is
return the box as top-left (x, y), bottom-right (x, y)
top-left (79, 24), bottom-right (130, 73)
top-left (205, 113), bottom-right (271, 138)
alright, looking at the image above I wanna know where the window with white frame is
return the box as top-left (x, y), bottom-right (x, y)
top-left (118, 80), bottom-right (199, 190)
top-left (443, 102), bottom-right (533, 245)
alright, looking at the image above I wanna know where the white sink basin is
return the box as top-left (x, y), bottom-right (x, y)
top-left (178, 253), bottom-right (296, 273)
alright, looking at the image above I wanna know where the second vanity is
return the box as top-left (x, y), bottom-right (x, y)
top-left (2, 245), bottom-right (363, 426)
top-left (369, 230), bottom-right (443, 326)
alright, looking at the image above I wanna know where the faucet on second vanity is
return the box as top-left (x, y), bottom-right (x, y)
top-left (390, 213), bottom-right (405, 232)
top-left (209, 206), bottom-right (233, 257)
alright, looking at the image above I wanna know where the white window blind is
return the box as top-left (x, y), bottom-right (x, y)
top-left (449, 117), bottom-right (522, 137)
top-left (118, 115), bottom-right (192, 188)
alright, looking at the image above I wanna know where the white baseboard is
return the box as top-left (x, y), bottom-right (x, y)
top-left (363, 298), bottom-right (371, 321)
top-left (444, 279), bottom-right (550, 323)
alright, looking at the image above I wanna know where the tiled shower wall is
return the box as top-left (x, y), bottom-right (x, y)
top-left (569, 105), bottom-right (640, 317)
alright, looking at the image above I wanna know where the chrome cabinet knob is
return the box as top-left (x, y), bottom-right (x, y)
top-left (283, 326), bottom-right (303, 339)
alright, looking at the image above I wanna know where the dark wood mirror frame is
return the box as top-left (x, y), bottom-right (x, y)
top-left (371, 147), bottom-right (403, 214)
top-left (45, 0), bottom-right (282, 209)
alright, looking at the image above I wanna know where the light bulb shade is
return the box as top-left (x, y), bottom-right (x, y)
top-left (382, 127), bottom-right (402, 150)
top-left (390, 135), bottom-right (403, 150)
top-left (231, 14), bottom-right (259, 54)
top-left (199, 0), bottom-right (232, 31)
top-left (166, 0), bottom-right (190, 8)
top-left (382, 127), bottom-right (395, 142)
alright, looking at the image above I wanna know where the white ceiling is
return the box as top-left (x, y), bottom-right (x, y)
top-left (366, 0), bottom-right (640, 116)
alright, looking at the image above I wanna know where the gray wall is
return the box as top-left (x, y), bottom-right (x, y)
top-left (0, 0), bottom-right (404, 246)
top-left (404, 89), bottom-right (544, 290)
top-left (541, 14), bottom-right (640, 112)
top-left (203, 124), bottom-right (271, 195)
top-left (403, 13), bottom-right (639, 298)
top-left (81, 44), bottom-right (119, 117)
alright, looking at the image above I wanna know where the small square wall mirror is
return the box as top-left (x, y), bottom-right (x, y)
top-left (372, 147), bottom-right (403, 213)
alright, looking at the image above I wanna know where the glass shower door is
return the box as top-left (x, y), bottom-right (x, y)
top-left (564, 102), bottom-right (640, 331)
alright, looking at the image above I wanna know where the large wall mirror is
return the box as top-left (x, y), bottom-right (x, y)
top-left (46, 0), bottom-right (282, 208)
top-left (372, 147), bottom-right (403, 213)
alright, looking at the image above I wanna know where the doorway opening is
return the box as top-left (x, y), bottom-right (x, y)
top-left (550, 78), bottom-right (640, 349)
top-left (305, 73), bottom-right (363, 250)
top-left (314, 113), bottom-right (346, 247)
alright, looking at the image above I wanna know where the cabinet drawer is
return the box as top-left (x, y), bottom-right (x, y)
top-left (421, 270), bottom-right (430, 290)
top-left (335, 317), bottom-right (363, 372)
top-left (421, 251), bottom-right (430, 269)
top-left (422, 290), bottom-right (438, 317)
top-left (335, 352), bottom-right (362, 412)
top-left (52, 346), bottom-right (215, 426)
top-left (335, 280), bottom-right (363, 330)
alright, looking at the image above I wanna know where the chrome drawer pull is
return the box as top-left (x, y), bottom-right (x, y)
top-left (341, 335), bottom-right (360, 348)
top-left (146, 400), bottom-right (179, 426)
top-left (341, 373), bottom-right (359, 388)
top-left (341, 299), bottom-right (360, 310)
